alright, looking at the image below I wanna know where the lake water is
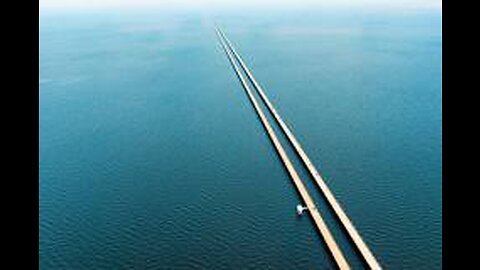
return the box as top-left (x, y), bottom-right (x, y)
top-left (40, 8), bottom-right (442, 269)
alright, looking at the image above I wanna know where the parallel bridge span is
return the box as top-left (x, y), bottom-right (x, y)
top-left (217, 28), bottom-right (382, 270)
top-left (216, 27), bottom-right (351, 270)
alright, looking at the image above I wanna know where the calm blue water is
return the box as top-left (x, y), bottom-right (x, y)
top-left (40, 8), bottom-right (442, 269)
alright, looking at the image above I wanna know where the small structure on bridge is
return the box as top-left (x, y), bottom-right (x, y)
top-left (296, 204), bottom-right (309, 215)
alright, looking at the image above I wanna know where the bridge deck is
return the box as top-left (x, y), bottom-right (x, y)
top-left (216, 28), bottom-right (350, 270)
top-left (218, 28), bottom-right (381, 270)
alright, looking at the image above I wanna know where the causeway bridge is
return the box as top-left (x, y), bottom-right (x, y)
top-left (215, 27), bottom-right (382, 270)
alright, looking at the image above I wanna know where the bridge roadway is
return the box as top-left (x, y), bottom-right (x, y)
top-left (217, 28), bottom-right (382, 270)
top-left (216, 27), bottom-right (351, 270)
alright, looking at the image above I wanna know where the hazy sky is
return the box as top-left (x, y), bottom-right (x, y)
top-left (40, 0), bottom-right (442, 11)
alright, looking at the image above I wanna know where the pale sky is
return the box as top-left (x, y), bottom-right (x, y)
top-left (40, 0), bottom-right (442, 11)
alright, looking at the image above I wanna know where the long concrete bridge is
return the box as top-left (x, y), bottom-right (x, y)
top-left (216, 27), bottom-right (351, 270)
top-left (216, 27), bottom-right (382, 270)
